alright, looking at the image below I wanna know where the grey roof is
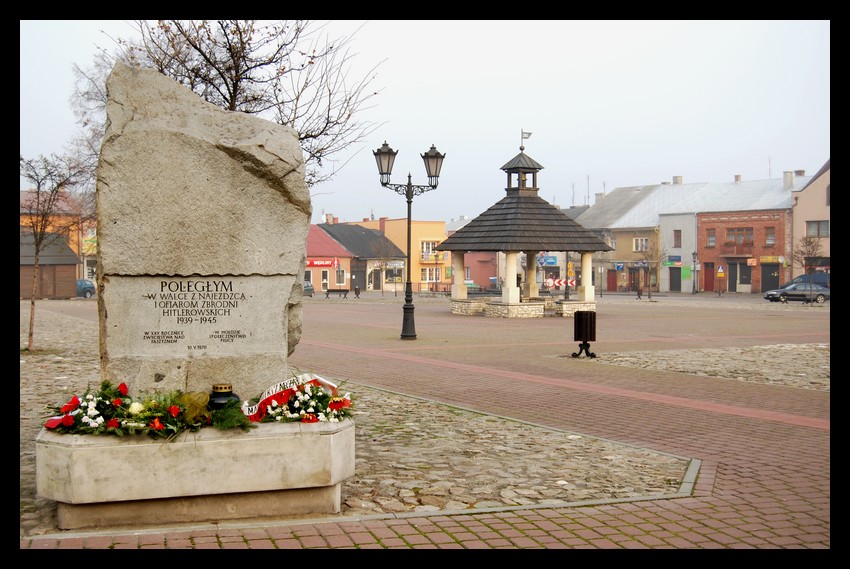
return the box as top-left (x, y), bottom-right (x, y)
top-left (445, 215), bottom-right (474, 233)
top-left (318, 223), bottom-right (405, 259)
top-left (576, 175), bottom-right (813, 230)
top-left (500, 152), bottom-right (545, 172)
top-left (20, 232), bottom-right (79, 265)
top-left (437, 189), bottom-right (611, 253)
top-left (560, 204), bottom-right (590, 220)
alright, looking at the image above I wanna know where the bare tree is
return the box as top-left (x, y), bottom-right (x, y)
top-left (791, 236), bottom-right (825, 304)
top-left (20, 154), bottom-right (89, 351)
top-left (636, 231), bottom-right (667, 301)
top-left (791, 236), bottom-right (824, 276)
top-left (70, 20), bottom-right (383, 188)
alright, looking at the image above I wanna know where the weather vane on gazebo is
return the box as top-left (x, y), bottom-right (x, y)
top-left (520, 129), bottom-right (532, 151)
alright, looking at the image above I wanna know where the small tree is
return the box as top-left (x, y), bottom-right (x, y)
top-left (791, 236), bottom-right (825, 304)
top-left (20, 154), bottom-right (89, 351)
top-left (636, 232), bottom-right (667, 301)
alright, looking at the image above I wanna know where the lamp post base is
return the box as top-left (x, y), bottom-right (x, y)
top-left (400, 281), bottom-right (417, 339)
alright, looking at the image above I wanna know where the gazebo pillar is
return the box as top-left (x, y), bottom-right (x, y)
top-left (525, 251), bottom-right (539, 298)
top-left (451, 252), bottom-right (467, 299)
top-left (577, 251), bottom-right (595, 301)
top-left (502, 251), bottom-right (520, 304)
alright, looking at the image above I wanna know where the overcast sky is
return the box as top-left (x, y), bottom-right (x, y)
top-left (21, 20), bottom-right (830, 225)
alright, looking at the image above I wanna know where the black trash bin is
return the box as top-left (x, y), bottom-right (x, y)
top-left (354, 286), bottom-right (360, 298)
top-left (572, 310), bottom-right (596, 358)
top-left (574, 311), bottom-right (596, 341)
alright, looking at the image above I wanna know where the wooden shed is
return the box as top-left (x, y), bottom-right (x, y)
top-left (20, 233), bottom-right (79, 299)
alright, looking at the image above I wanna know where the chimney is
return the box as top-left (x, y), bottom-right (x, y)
top-left (783, 171), bottom-right (794, 190)
top-left (734, 174), bottom-right (742, 183)
top-left (672, 176), bottom-right (683, 185)
top-left (362, 218), bottom-right (370, 222)
top-left (794, 169), bottom-right (806, 177)
top-left (379, 216), bottom-right (388, 232)
top-left (324, 213), bottom-right (334, 224)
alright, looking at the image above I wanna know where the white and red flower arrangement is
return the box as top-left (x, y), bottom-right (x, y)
top-left (43, 372), bottom-right (352, 440)
top-left (241, 372), bottom-right (352, 424)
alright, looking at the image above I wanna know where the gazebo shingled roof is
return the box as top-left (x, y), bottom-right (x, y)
top-left (437, 147), bottom-right (611, 254)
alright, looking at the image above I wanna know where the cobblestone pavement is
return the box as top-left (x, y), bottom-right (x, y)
top-left (19, 298), bottom-right (829, 540)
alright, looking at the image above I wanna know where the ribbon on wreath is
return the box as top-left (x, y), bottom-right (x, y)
top-left (240, 373), bottom-right (338, 422)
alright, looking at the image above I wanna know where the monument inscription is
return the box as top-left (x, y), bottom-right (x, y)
top-left (105, 276), bottom-right (287, 359)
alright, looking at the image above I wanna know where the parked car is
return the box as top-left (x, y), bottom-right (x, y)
top-left (302, 282), bottom-right (314, 297)
top-left (763, 283), bottom-right (830, 304)
top-left (779, 272), bottom-right (830, 289)
top-left (76, 279), bottom-right (96, 298)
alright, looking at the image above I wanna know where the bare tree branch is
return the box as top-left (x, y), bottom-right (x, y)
top-left (69, 20), bottom-right (383, 188)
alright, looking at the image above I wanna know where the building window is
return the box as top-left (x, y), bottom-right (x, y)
top-left (420, 267), bottom-right (440, 282)
top-left (673, 230), bottom-right (682, 248)
top-left (633, 238), bottom-right (648, 252)
top-left (304, 270), bottom-right (312, 284)
top-left (335, 268), bottom-right (346, 286)
top-left (609, 236), bottom-right (616, 250)
top-left (726, 228), bottom-right (754, 245)
top-left (765, 227), bottom-right (775, 246)
top-left (385, 267), bottom-right (402, 283)
top-left (420, 241), bottom-right (438, 260)
top-left (806, 220), bottom-right (830, 238)
top-left (706, 229), bottom-right (716, 247)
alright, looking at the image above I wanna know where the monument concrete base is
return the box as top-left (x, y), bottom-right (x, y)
top-left (36, 420), bottom-right (355, 530)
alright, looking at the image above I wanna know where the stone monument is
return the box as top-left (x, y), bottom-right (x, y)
top-left (36, 62), bottom-right (354, 530)
top-left (96, 62), bottom-right (310, 398)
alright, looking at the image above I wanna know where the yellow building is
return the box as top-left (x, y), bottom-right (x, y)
top-left (350, 216), bottom-right (450, 293)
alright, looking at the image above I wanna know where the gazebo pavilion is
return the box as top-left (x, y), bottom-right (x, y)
top-left (436, 145), bottom-right (611, 318)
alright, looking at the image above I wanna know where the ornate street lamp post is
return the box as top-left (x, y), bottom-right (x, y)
top-left (374, 142), bottom-right (445, 340)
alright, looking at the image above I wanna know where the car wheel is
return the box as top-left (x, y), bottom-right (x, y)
top-left (84, 290), bottom-right (93, 298)
top-left (779, 295), bottom-right (787, 303)
top-left (815, 294), bottom-right (826, 304)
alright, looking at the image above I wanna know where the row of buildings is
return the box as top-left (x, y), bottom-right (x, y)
top-left (306, 156), bottom-right (829, 297)
top-left (21, 153), bottom-right (830, 299)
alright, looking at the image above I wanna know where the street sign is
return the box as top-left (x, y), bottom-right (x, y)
top-left (546, 278), bottom-right (575, 288)
top-left (537, 255), bottom-right (545, 266)
top-left (717, 265), bottom-right (725, 277)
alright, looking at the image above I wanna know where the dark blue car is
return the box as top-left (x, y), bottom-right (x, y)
top-left (76, 279), bottom-right (96, 298)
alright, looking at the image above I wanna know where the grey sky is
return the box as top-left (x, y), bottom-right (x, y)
top-left (20, 20), bottom-right (830, 225)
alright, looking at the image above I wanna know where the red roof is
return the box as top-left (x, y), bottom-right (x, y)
top-left (306, 225), bottom-right (352, 257)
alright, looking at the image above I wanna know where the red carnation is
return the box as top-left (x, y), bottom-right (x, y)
top-left (168, 405), bottom-right (180, 418)
top-left (118, 383), bottom-right (129, 396)
top-left (107, 418), bottom-right (120, 429)
top-left (150, 417), bottom-right (165, 431)
top-left (113, 398), bottom-right (123, 407)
